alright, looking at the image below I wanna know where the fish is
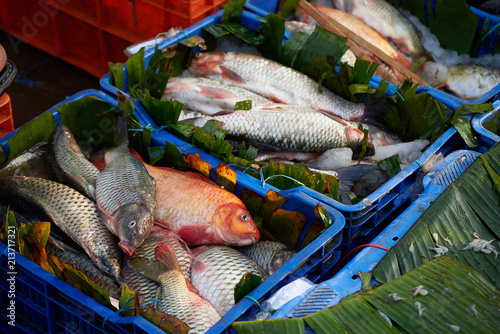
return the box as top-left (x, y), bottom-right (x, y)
top-left (0, 176), bottom-right (122, 281)
top-left (46, 235), bottom-right (120, 299)
top-left (163, 77), bottom-right (273, 115)
top-left (143, 163), bottom-right (260, 247)
top-left (296, 5), bottom-right (413, 69)
top-left (189, 52), bottom-right (386, 124)
top-left (47, 125), bottom-right (100, 200)
top-left (130, 224), bottom-right (193, 280)
top-left (95, 113), bottom-right (156, 256)
top-left (129, 244), bottom-right (221, 334)
top-left (332, 0), bottom-right (426, 60)
top-left (479, 0), bottom-right (500, 15)
top-left (234, 241), bottom-right (297, 276)
top-left (348, 122), bottom-right (401, 147)
top-left (190, 245), bottom-right (267, 316)
top-left (189, 104), bottom-right (375, 155)
top-left (335, 164), bottom-right (389, 200)
top-left (121, 262), bottom-right (159, 307)
top-left (0, 141), bottom-right (54, 179)
top-left (444, 64), bottom-right (500, 100)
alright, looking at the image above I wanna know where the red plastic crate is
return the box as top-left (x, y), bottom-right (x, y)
top-left (0, 93), bottom-right (14, 139)
top-left (0, 0), bottom-right (230, 77)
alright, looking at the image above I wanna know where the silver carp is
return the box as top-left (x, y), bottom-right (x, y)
top-left (190, 104), bottom-right (375, 155)
top-left (48, 125), bottom-right (100, 200)
top-left (163, 77), bottom-right (272, 115)
top-left (129, 244), bottom-right (221, 334)
top-left (189, 52), bottom-right (385, 124)
top-left (234, 241), bottom-right (297, 276)
top-left (96, 114), bottom-right (156, 256)
top-left (190, 245), bottom-right (267, 316)
top-left (0, 176), bottom-right (122, 281)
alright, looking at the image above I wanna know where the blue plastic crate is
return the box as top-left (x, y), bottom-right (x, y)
top-left (271, 149), bottom-right (481, 320)
top-left (0, 89), bottom-right (345, 333)
top-left (472, 100), bottom-right (500, 152)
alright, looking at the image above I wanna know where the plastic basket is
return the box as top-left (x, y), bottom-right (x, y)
top-left (0, 89), bottom-right (345, 333)
top-left (472, 100), bottom-right (500, 152)
top-left (271, 149), bottom-right (481, 319)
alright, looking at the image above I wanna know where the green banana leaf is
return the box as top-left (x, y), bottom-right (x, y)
top-left (372, 142), bottom-right (500, 288)
top-left (232, 257), bottom-right (500, 333)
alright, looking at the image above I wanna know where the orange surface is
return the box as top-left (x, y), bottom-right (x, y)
top-left (0, 93), bottom-right (13, 139)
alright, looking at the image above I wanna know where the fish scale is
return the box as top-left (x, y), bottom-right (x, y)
top-left (0, 176), bottom-right (122, 281)
top-left (156, 271), bottom-right (220, 334)
top-left (191, 245), bottom-right (267, 316)
top-left (189, 52), bottom-right (383, 124)
top-left (121, 263), bottom-right (159, 306)
top-left (235, 241), bottom-right (297, 276)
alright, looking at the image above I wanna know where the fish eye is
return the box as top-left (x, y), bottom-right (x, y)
top-left (128, 220), bottom-right (136, 228)
top-left (391, 133), bottom-right (398, 139)
top-left (241, 214), bottom-right (249, 221)
top-left (65, 132), bottom-right (71, 139)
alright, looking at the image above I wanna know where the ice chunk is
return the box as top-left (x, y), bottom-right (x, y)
top-left (306, 147), bottom-right (353, 170)
top-left (418, 61), bottom-right (448, 87)
top-left (373, 139), bottom-right (429, 163)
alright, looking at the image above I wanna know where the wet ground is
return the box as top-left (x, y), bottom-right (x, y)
top-left (0, 31), bottom-right (100, 129)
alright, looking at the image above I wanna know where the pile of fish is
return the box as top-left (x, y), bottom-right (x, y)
top-left (288, 0), bottom-right (500, 100)
top-left (0, 117), bottom-right (298, 333)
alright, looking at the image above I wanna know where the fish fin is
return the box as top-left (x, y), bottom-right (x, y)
top-left (361, 98), bottom-right (387, 128)
top-left (199, 85), bottom-right (234, 100)
top-left (127, 256), bottom-right (165, 282)
top-left (212, 109), bottom-right (237, 116)
top-left (113, 110), bottom-right (129, 148)
top-left (267, 93), bottom-right (287, 104)
top-left (191, 257), bottom-right (207, 274)
top-left (186, 279), bottom-right (200, 295)
top-left (156, 244), bottom-right (182, 272)
top-left (247, 140), bottom-right (282, 152)
top-left (177, 225), bottom-right (219, 245)
top-left (220, 66), bottom-right (245, 83)
top-left (316, 110), bottom-right (349, 125)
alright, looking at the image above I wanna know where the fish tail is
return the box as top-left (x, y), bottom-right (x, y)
top-left (156, 244), bottom-right (182, 273)
top-left (361, 98), bottom-right (387, 128)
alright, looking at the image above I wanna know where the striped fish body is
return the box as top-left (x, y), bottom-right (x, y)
top-left (0, 176), bottom-right (122, 281)
top-left (163, 77), bottom-right (272, 115)
top-left (191, 104), bottom-right (374, 154)
top-left (189, 52), bottom-right (384, 124)
top-left (191, 245), bottom-right (267, 316)
top-left (96, 147), bottom-right (156, 256)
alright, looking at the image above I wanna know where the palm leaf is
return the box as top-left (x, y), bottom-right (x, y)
top-left (232, 257), bottom-right (500, 333)
top-left (373, 143), bottom-right (500, 288)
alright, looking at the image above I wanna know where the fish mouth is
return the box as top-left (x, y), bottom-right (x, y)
top-left (236, 235), bottom-right (258, 246)
top-left (118, 240), bottom-right (135, 256)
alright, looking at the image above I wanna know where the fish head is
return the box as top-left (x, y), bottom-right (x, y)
top-left (214, 203), bottom-right (260, 246)
top-left (189, 52), bottom-right (225, 77)
top-left (116, 202), bottom-right (154, 256)
top-left (51, 125), bottom-right (81, 154)
top-left (345, 127), bottom-right (375, 156)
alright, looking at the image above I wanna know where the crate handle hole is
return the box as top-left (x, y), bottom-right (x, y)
top-left (351, 274), bottom-right (359, 280)
top-left (392, 236), bottom-right (399, 241)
